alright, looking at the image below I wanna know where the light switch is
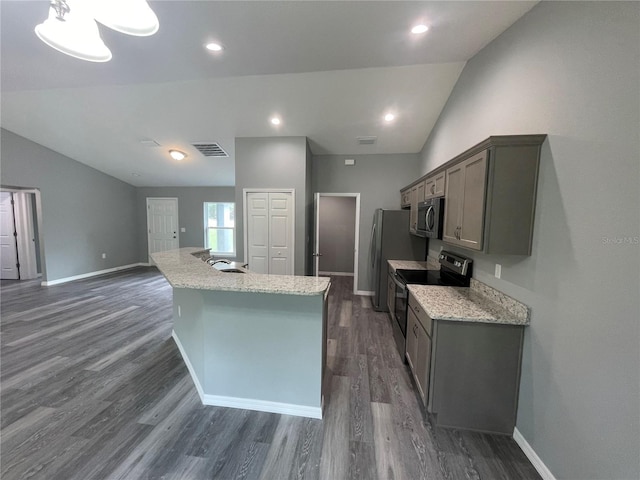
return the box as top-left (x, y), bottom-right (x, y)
top-left (180, 227), bottom-right (186, 233)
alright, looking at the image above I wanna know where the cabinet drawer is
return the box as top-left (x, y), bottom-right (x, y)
top-left (408, 293), bottom-right (432, 336)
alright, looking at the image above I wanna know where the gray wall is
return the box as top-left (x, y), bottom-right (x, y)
top-left (0, 129), bottom-right (139, 282)
top-left (318, 196), bottom-right (356, 273)
top-left (235, 137), bottom-right (311, 275)
top-left (312, 153), bottom-right (422, 292)
top-left (136, 186), bottom-right (235, 262)
top-left (418, 3), bottom-right (640, 479)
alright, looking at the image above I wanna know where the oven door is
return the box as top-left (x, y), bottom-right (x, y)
top-left (392, 274), bottom-right (408, 362)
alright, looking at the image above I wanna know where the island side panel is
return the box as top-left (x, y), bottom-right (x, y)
top-left (171, 287), bottom-right (324, 418)
top-left (172, 288), bottom-right (205, 393)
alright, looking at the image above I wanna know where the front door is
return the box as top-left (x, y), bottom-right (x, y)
top-left (0, 192), bottom-right (19, 279)
top-left (147, 198), bottom-right (179, 263)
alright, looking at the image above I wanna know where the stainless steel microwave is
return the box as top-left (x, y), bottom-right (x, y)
top-left (416, 197), bottom-right (444, 239)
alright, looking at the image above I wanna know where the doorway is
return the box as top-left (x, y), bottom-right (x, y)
top-left (314, 193), bottom-right (360, 294)
top-left (243, 189), bottom-right (295, 275)
top-left (0, 188), bottom-right (43, 280)
top-left (146, 198), bottom-right (179, 263)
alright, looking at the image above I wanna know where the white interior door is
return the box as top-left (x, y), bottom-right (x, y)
top-left (314, 193), bottom-right (321, 276)
top-left (268, 192), bottom-right (293, 275)
top-left (244, 190), bottom-right (294, 275)
top-left (147, 198), bottom-right (179, 262)
top-left (246, 192), bottom-right (269, 274)
top-left (0, 192), bottom-right (19, 279)
top-left (12, 192), bottom-right (38, 279)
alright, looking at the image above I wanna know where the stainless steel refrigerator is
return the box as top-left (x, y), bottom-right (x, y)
top-left (370, 209), bottom-right (425, 311)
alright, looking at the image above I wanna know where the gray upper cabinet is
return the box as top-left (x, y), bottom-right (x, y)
top-left (443, 135), bottom-right (545, 255)
top-left (400, 188), bottom-right (411, 208)
top-left (401, 135), bottom-right (545, 254)
top-left (443, 150), bottom-right (488, 250)
top-left (424, 171), bottom-right (445, 199)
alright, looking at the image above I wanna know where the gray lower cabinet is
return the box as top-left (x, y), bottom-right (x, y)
top-left (406, 294), bottom-right (432, 406)
top-left (407, 292), bottom-right (524, 435)
top-left (386, 271), bottom-right (395, 316)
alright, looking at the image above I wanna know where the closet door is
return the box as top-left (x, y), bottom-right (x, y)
top-left (268, 192), bottom-right (293, 275)
top-left (246, 192), bottom-right (269, 274)
top-left (246, 191), bottom-right (294, 275)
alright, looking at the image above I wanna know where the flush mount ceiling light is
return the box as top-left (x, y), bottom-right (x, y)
top-left (35, 0), bottom-right (112, 62)
top-left (34, 0), bottom-right (159, 62)
top-left (92, 0), bottom-right (159, 36)
top-left (411, 24), bottom-right (429, 34)
top-left (205, 42), bottom-right (224, 52)
top-left (270, 117), bottom-right (281, 126)
top-left (169, 150), bottom-right (186, 161)
top-left (384, 113), bottom-right (395, 122)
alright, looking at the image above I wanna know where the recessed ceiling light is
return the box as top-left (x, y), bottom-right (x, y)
top-left (169, 149), bottom-right (186, 161)
top-left (270, 117), bottom-right (281, 126)
top-left (384, 113), bottom-right (395, 122)
top-left (205, 42), bottom-right (224, 52)
top-left (411, 24), bottom-right (429, 34)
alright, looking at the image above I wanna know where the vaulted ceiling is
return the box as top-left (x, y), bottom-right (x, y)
top-left (1, 1), bottom-right (537, 186)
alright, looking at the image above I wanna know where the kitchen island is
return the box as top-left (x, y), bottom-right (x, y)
top-left (151, 248), bottom-right (331, 419)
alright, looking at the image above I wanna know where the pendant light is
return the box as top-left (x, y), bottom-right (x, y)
top-left (35, 0), bottom-right (112, 62)
top-left (92, 0), bottom-right (159, 37)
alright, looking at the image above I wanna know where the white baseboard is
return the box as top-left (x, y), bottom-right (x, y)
top-left (513, 428), bottom-right (556, 480)
top-left (41, 263), bottom-right (147, 286)
top-left (172, 330), bottom-right (322, 419)
top-left (319, 271), bottom-right (354, 277)
top-left (171, 330), bottom-right (206, 402)
top-left (201, 394), bottom-right (322, 419)
top-left (355, 290), bottom-right (374, 296)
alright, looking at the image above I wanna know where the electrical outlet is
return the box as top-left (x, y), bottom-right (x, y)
top-left (178, 305), bottom-right (181, 317)
top-left (101, 253), bottom-right (106, 259)
top-left (495, 264), bottom-right (502, 279)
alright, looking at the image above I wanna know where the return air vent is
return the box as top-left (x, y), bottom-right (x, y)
top-left (192, 143), bottom-right (229, 157)
top-left (357, 136), bottom-right (377, 145)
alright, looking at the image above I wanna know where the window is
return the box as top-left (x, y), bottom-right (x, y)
top-left (204, 202), bottom-right (235, 256)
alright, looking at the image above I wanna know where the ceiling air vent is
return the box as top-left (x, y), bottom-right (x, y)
top-left (192, 142), bottom-right (229, 157)
top-left (357, 136), bottom-right (377, 145)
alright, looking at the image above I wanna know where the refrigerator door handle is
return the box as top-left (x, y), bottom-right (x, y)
top-left (370, 222), bottom-right (377, 269)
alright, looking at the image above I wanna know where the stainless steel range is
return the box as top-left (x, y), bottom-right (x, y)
top-left (391, 251), bottom-right (472, 361)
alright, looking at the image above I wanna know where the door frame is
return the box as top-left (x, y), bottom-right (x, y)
top-left (314, 192), bottom-right (360, 295)
top-left (146, 197), bottom-right (179, 263)
top-left (243, 188), bottom-right (295, 275)
top-left (0, 186), bottom-right (45, 281)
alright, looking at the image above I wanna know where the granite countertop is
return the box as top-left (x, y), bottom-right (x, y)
top-left (387, 256), bottom-right (439, 273)
top-left (151, 247), bottom-right (331, 296)
top-left (407, 280), bottom-right (530, 326)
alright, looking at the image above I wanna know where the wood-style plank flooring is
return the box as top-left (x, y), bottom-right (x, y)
top-left (0, 268), bottom-right (541, 479)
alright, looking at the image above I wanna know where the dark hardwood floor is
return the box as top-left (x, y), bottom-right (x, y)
top-left (0, 268), bottom-right (541, 479)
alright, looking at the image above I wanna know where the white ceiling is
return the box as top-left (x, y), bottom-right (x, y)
top-left (0, 1), bottom-right (537, 187)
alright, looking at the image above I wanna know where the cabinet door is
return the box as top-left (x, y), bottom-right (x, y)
top-left (433, 172), bottom-right (446, 197)
top-left (405, 309), bottom-right (418, 370)
top-left (415, 323), bottom-right (431, 406)
top-left (443, 163), bottom-right (463, 244)
top-left (424, 178), bottom-right (435, 199)
top-left (409, 185), bottom-right (418, 233)
top-left (386, 274), bottom-right (395, 315)
top-left (416, 181), bottom-right (426, 204)
top-left (458, 151), bottom-right (488, 250)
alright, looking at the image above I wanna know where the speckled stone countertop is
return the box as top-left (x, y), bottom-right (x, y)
top-left (151, 247), bottom-right (330, 296)
top-left (387, 258), bottom-right (439, 273)
top-left (407, 282), bottom-right (530, 326)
